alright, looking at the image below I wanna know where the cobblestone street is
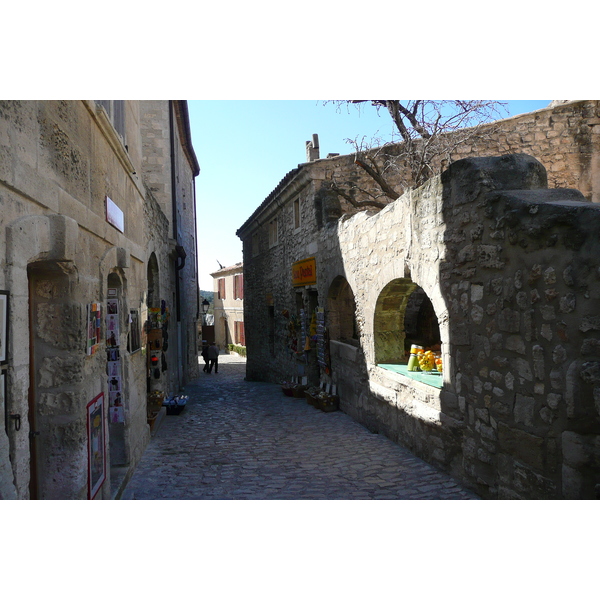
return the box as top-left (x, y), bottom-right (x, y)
top-left (121, 354), bottom-right (479, 500)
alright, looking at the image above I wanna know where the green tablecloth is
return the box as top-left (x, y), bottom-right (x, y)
top-left (378, 364), bottom-right (443, 389)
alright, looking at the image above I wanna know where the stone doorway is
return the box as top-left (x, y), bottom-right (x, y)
top-left (27, 262), bottom-right (83, 499)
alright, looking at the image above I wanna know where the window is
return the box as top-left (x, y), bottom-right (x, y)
top-left (234, 321), bottom-right (246, 346)
top-left (294, 198), bottom-right (301, 229)
top-left (252, 232), bottom-right (259, 257)
top-left (269, 218), bottom-right (278, 247)
top-left (96, 100), bottom-right (126, 141)
top-left (234, 274), bottom-right (244, 300)
top-left (218, 278), bottom-right (226, 300)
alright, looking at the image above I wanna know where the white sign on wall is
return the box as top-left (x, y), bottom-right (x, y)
top-left (106, 196), bottom-right (124, 233)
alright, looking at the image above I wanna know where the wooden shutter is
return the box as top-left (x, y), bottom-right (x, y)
top-left (234, 274), bottom-right (244, 300)
top-left (235, 321), bottom-right (245, 346)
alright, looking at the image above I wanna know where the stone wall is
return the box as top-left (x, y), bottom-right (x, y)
top-left (0, 100), bottom-right (199, 499)
top-left (323, 100), bottom-right (600, 216)
top-left (140, 101), bottom-right (200, 386)
top-left (324, 154), bottom-right (600, 499)
top-left (449, 100), bottom-right (600, 203)
top-left (239, 150), bottom-right (600, 499)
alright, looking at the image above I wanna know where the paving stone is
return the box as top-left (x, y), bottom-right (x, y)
top-left (121, 354), bottom-right (480, 501)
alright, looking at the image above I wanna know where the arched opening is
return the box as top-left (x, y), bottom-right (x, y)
top-left (27, 261), bottom-right (83, 499)
top-left (403, 287), bottom-right (441, 351)
top-left (327, 276), bottom-right (358, 346)
top-left (374, 278), bottom-right (417, 364)
top-left (374, 278), bottom-right (442, 370)
top-left (220, 315), bottom-right (229, 348)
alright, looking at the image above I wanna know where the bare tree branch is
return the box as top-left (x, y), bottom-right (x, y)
top-left (354, 157), bottom-right (400, 200)
top-left (329, 181), bottom-right (387, 209)
top-left (325, 99), bottom-right (507, 206)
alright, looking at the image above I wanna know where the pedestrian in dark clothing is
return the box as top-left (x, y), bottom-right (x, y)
top-left (201, 341), bottom-right (209, 372)
top-left (207, 342), bottom-right (219, 374)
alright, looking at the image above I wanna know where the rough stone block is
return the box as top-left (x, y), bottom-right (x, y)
top-left (511, 357), bottom-right (533, 382)
top-left (498, 422), bottom-right (544, 470)
top-left (498, 308), bottom-right (520, 333)
top-left (514, 394), bottom-right (535, 427)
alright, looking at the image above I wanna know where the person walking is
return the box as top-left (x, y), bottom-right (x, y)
top-left (207, 342), bottom-right (220, 374)
top-left (201, 341), bottom-right (209, 372)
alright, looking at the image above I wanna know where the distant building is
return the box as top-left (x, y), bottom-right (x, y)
top-left (211, 263), bottom-right (245, 351)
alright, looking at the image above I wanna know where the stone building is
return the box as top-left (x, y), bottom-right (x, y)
top-left (236, 101), bottom-right (600, 499)
top-left (211, 262), bottom-right (245, 351)
top-left (0, 100), bottom-right (200, 499)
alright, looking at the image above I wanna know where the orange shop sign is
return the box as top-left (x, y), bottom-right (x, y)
top-left (292, 257), bottom-right (316, 287)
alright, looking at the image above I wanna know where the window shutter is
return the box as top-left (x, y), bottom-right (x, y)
top-left (234, 274), bottom-right (244, 300)
top-left (235, 321), bottom-right (245, 346)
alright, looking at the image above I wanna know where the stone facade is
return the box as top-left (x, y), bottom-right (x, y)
top-left (317, 100), bottom-right (600, 218)
top-left (211, 263), bottom-right (245, 350)
top-left (237, 101), bottom-right (600, 499)
top-left (0, 100), bottom-right (199, 499)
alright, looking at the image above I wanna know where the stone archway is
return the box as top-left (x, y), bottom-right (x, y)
top-left (327, 276), bottom-right (358, 344)
top-left (373, 278), bottom-right (418, 364)
top-left (27, 260), bottom-right (85, 498)
top-left (373, 276), bottom-right (445, 365)
top-left (5, 214), bottom-right (81, 498)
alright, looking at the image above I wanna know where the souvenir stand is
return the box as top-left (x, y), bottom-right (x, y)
top-left (281, 305), bottom-right (339, 412)
top-left (146, 302), bottom-right (169, 428)
top-left (145, 302), bottom-right (188, 425)
top-left (104, 291), bottom-right (125, 425)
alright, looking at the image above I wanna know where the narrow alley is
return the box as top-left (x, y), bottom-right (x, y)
top-left (121, 354), bottom-right (479, 500)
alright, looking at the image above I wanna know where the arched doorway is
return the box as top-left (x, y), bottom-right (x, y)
top-left (327, 276), bottom-right (358, 345)
top-left (28, 261), bottom-right (83, 499)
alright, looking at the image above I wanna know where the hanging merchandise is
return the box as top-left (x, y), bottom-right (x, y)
top-left (148, 306), bottom-right (169, 329)
top-left (86, 302), bottom-right (102, 355)
top-left (286, 312), bottom-right (300, 356)
top-left (162, 327), bottom-right (169, 352)
top-left (299, 309), bottom-right (308, 350)
top-left (146, 302), bottom-right (169, 380)
top-left (106, 296), bottom-right (124, 422)
top-left (315, 308), bottom-right (331, 375)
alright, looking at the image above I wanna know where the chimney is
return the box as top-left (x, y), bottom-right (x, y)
top-left (305, 133), bottom-right (320, 162)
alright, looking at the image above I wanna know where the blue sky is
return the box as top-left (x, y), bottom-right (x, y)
top-left (188, 100), bottom-right (551, 291)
